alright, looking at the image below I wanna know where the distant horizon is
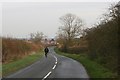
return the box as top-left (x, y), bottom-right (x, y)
top-left (1, 2), bottom-right (117, 39)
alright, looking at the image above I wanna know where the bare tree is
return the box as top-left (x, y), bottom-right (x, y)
top-left (59, 13), bottom-right (83, 41)
top-left (30, 32), bottom-right (44, 43)
top-left (57, 13), bottom-right (84, 52)
top-left (30, 33), bottom-right (35, 41)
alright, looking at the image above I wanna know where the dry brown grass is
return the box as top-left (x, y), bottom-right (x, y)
top-left (2, 37), bottom-right (42, 63)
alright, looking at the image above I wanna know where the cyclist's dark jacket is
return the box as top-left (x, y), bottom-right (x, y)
top-left (44, 47), bottom-right (49, 53)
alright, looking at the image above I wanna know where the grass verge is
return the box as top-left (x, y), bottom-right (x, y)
top-left (2, 51), bottom-right (43, 77)
top-left (55, 48), bottom-right (116, 78)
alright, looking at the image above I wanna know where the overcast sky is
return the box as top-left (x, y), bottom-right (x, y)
top-left (1, 1), bottom-right (119, 38)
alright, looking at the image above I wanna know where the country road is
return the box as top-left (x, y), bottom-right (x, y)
top-left (5, 47), bottom-right (89, 79)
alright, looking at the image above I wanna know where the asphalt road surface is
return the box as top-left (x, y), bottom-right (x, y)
top-left (6, 47), bottom-right (89, 79)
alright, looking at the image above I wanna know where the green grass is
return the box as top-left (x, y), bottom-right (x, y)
top-left (2, 51), bottom-right (43, 77)
top-left (55, 48), bottom-right (116, 78)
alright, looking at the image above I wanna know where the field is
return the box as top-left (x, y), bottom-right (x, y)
top-left (2, 37), bottom-right (43, 76)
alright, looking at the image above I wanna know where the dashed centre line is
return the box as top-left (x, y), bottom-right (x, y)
top-left (55, 61), bottom-right (57, 64)
top-left (54, 55), bottom-right (58, 62)
top-left (52, 65), bottom-right (56, 69)
top-left (42, 55), bottom-right (58, 80)
top-left (42, 71), bottom-right (52, 80)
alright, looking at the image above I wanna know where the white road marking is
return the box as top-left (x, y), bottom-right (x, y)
top-left (42, 71), bottom-right (52, 80)
top-left (52, 65), bottom-right (56, 69)
top-left (54, 55), bottom-right (57, 62)
top-left (42, 55), bottom-right (58, 80)
top-left (55, 61), bottom-right (57, 64)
